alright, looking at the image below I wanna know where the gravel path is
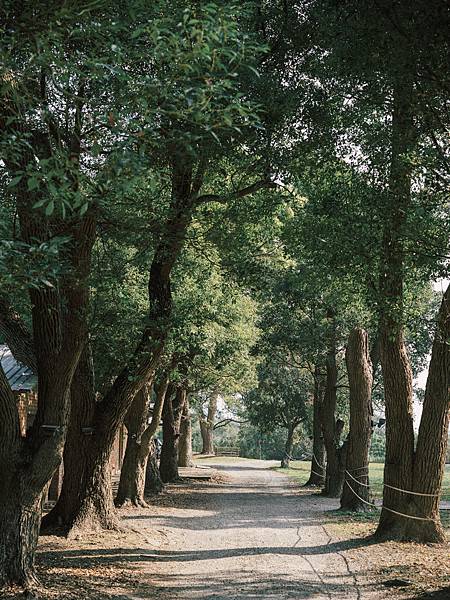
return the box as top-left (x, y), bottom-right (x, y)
top-left (126, 459), bottom-right (385, 600)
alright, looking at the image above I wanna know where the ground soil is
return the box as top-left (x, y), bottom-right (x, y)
top-left (3, 458), bottom-right (449, 599)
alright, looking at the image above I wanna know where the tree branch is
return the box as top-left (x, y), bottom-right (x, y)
top-left (195, 179), bottom-right (277, 205)
top-left (0, 294), bottom-right (37, 372)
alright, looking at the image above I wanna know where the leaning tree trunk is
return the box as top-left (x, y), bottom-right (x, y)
top-left (280, 424), bottom-right (296, 468)
top-left (199, 391), bottom-right (218, 454)
top-left (375, 75), bottom-right (416, 540)
top-left (400, 285), bottom-right (450, 542)
top-left (341, 328), bottom-right (373, 511)
top-left (178, 397), bottom-right (193, 467)
top-left (305, 367), bottom-right (325, 486)
top-left (115, 378), bottom-right (168, 507)
top-left (321, 313), bottom-right (344, 497)
top-left (160, 387), bottom-right (187, 482)
top-left (41, 165), bottom-right (197, 535)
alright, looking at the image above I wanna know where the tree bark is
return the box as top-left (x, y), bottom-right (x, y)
top-left (115, 378), bottom-right (168, 507)
top-left (375, 75), bottom-right (416, 539)
top-left (115, 388), bottom-right (150, 508)
top-left (40, 345), bottom-right (116, 533)
top-left (305, 367), bottom-right (325, 486)
top-left (0, 294), bottom-right (37, 373)
top-left (178, 397), bottom-right (193, 467)
top-left (280, 424), bottom-right (296, 468)
top-left (160, 387), bottom-right (186, 482)
top-left (341, 328), bottom-right (373, 511)
top-left (321, 313), bottom-right (344, 497)
top-left (199, 391), bottom-right (218, 454)
top-left (0, 204), bottom-right (95, 583)
top-left (402, 285), bottom-right (450, 541)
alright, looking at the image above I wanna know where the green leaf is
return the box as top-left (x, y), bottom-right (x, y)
top-left (45, 201), bottom-right (55, 216)
top-left (27, 177), bottom-right (39, 191)
top-left (8, 175), bottom-right (23, 188)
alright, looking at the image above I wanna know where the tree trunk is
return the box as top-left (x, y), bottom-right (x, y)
top-left (0, 485), bottom-right (43, 589)
top-left (40, 168), bottom-right (196, 534)
top-left (200, 391), bottom-right (218, 454)
top-left (115, 378), bottom-right (168, 507)
top-left (40, 345), bottom-right (115, 533)
top-left (115, 388), bottom-right (150, 508)
top-left (305, 367), bottom-right (325, 486)
top-left (341, 328), bottom-right (373, 511)
top-left (145, 443), bottom-right (164, 494)
top-left (280, 424), bottom-right (295, 468)
top-left (321, 313), bottom-right (344, 497)
top-left (375, 75), bottom-right (417, 539)
top-left (396, 286), bottom-right (450, 542)
top-left (160, 387), bottom-right (186, 482)
top-left (178, 397), bottom-right (193, 467)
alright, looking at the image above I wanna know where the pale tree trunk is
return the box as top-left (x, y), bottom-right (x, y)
top-left (280, 424), bottom-right (296, 468)
top-left (160, 387), bottom-right (187, 482)
top-left (115, 378), bottom-right (168, 507)
top-left (375, 75), bottom-right (416, 539)
top-left (200, 391), bottom-right (218, 454)
top-left (321, 313), bottom-right (344, 497)
top-left (305, 367), bottom-right (325, 486)
top-left (341, 328), bottom-right (373, 511)
top-left (178, 397), bottom-right (193, 467)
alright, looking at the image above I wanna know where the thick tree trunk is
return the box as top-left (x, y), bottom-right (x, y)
top-left (0, 486), bottom-right (42, 589)
top-left (280, 424), bottom-right (296, 468)
top-left (0, 361), bottom-right (75, 589)
top-left (160, 387), bottom-right (186, 482)
top-left (40, 345), bottom-right (115, 533)
top-left (178, 398), bottom-right (193, 467)
top-left (341, 328), bottom-right (373, 511)
top-left (115, 388), bottom-right (150, 508)
top-left (321, 313), bottom-right (344, 497)
top-left (200, 391), bottom-right (218, 454)
top-left (393, 286), bottom-right (450, 542)
top-left (305, 368), bottom-right (325, 486)
top-left (115, 378), bottom-right (168, 507)
top-left (375, 76), bottom-right (416, 540)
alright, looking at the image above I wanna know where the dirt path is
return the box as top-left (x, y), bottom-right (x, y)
top-left (125, 459), bottom-right (381, 599)
top-left (22, 458), bottom-right (447, 600)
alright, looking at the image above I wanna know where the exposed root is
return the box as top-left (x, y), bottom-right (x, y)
top-left (115, 497), bottom-right (149, 509)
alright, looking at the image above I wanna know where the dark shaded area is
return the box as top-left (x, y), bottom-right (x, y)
top-left (408, 588), bottom-right (450, 600)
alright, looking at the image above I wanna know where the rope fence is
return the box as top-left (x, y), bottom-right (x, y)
top-left (294, 456), bottom-right (449, 521)
top-left (282, 455), bottom-right (448, 512)
top-left (344, 480), bottom-right (436, 522)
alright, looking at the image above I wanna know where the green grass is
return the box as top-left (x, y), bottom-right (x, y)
top-left (273, 461), bottom-right (450, 502)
